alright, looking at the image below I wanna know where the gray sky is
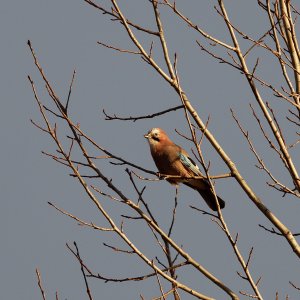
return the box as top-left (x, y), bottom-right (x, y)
top-left (2, 1), bottom-right (300, 299)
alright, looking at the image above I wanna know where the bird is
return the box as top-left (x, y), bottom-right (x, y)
top-left (144, 128), bottom-right (225, 211)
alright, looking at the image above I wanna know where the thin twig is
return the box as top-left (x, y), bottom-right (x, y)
top-left (103, 105), bottom-right (184, 122)
top-left (36, 268), bottom-right (47, 300)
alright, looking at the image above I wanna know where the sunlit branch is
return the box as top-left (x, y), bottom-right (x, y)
top-left (84, 0), bottom-right (159, 36)
top-left (97, 41), bottom-right (142, 54)
top-left (48, 202), bottom-right (114, 231)
top-left (163, 0), bottom-right (236, 51)
top-left (36, 268), bottom-right (47, 300)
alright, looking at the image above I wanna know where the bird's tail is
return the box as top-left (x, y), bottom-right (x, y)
top-left (197, 189), bottom-right (225, 211)
top-left (183, 180), bottom-right (225, 211)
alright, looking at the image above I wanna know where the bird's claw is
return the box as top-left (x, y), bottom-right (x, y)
top-left (156, 172), bottom-right (166, 180)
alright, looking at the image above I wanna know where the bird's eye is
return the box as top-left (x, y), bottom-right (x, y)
top-left (152, 133), bottom-right (159, 141)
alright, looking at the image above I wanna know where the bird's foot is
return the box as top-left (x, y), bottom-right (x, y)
top-left (156, 172), bottom-right (166, 180)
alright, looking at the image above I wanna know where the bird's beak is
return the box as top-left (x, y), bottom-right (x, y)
top-left (144, 133), bottom-right (150, 139)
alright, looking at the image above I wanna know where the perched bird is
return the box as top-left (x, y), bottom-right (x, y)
top-left (144, 128), bottom-right (225, 211)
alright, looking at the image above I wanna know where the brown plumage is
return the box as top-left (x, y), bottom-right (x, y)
top-left (144, 128), bottom-right (225, 211)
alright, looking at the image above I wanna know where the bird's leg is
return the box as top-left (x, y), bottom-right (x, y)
top-left (156, 171), bottom-right (166, 180)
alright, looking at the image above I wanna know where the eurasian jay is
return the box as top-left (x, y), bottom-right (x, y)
top-left (144, 128), bottom-right (225, 211)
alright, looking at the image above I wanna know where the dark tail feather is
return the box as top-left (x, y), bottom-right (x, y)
top-left (197, 189), bottom-right (225, 211)
top-left (183, 182), bottom-right (225, 211)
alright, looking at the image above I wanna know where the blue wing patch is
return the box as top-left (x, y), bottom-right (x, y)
top-left (178, 152), bottom-right (201, 176)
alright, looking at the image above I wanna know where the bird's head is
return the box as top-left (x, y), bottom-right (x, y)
top-left (144, 128), bottom-right (169, 147)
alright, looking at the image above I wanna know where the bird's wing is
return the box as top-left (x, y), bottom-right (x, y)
top-left (178, 152), bottom-right (202, 176)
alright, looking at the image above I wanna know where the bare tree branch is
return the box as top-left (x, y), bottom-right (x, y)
top-left (103, 105), bottom-right (184, 122)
